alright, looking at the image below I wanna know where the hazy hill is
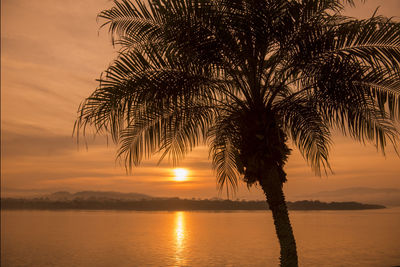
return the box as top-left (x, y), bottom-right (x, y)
top-left (46, 191), bottom-right (153, 201)
top-left (294, 187), bottom-right (400, 206)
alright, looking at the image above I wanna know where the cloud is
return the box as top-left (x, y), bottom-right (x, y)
top-left (1, 124), bottom-right (111, 158)
top-left (2, 131), bottom-right (75, 158)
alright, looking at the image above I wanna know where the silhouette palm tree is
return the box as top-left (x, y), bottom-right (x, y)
top-left (75, 0), bottom-right (400, 265)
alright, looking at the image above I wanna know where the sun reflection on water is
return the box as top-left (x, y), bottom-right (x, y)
top-left (174, 211), bottom-right (186, 266)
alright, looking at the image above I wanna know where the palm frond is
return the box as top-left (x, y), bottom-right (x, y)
top-left (98, 0), bottom-right (163, 45)
top-left (157, 105), bottom-right (215, 165)
top-left (116, 103), bottom-right (214, 169)
top-left (355, 68), bottom-right (400, 119)
top-left (277, 96), bottom-right (332, 175)
top-left (289, 16), bottom-right (400, 74)
top-left (323, 101), bottom-right (399, 154)
top-left (330, 17), bottom-right (400, 72)
top-left (208, 110), bottom-right (243, 195)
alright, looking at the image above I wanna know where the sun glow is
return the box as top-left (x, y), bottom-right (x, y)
top-left (173, 168), bottom-right (189, 182)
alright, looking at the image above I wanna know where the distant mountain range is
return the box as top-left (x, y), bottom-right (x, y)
top-left (2, 197), bottom-right (385, 211)
top-left (45, 191), bottom-right (153, 201)
top-left (4, 187), bottom-right (399, 207)
top-left (294, 187), bottom-right (400, 206)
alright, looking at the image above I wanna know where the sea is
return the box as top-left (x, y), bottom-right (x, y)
top-left (1, 208), bottom-right (400, 266)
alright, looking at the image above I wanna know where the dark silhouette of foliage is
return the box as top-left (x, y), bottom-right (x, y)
top-left (75, 0), bottom-right (400, 265)
top-left (1, 197), bottom-right (385, 211)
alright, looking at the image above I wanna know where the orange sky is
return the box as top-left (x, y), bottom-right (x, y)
top-left (2, 0), bottom-right (400, 200)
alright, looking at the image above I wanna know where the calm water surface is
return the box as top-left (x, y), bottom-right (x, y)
top-left (2, 208), bottom-right (400, 266)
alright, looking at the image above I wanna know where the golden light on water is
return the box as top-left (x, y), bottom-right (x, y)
top-left (175, 212), bottom-right (185, 245)
top-left (174, 211), bottom-right (186, 266)
top-left (173, 168), bottom-right (189, 182)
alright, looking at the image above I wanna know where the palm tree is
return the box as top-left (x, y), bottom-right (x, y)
top-left (75, 0), bottom-right (400, 266)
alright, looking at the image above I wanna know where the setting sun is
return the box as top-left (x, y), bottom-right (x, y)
top-left (173, 168), bottom-right (189, 182)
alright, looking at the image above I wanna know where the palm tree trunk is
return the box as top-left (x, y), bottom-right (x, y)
top-left (260, 177), bottom-right (298, 267)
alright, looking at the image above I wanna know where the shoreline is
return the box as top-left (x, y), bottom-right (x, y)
top-left (1, 198), bottom-right (386, 211)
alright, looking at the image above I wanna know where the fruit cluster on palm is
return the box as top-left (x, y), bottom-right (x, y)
top-left (76, 0), bottom-right (400, 266)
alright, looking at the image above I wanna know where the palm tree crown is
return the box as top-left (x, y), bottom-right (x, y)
top-left (75, 0), bottom-right (400, 265)
top-left (77, 0), bottom-right (399, 190)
